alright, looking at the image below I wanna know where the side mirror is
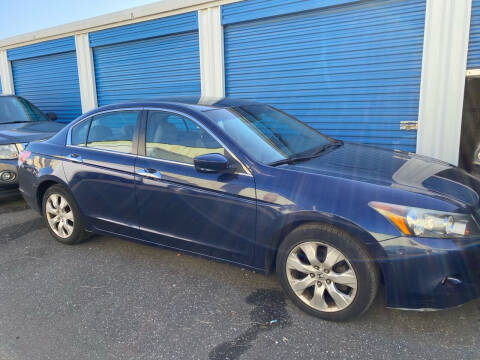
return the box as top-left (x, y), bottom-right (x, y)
top-left (193, 153), bottom-right (236, 174)
top-left (45, 112), bottom-right (57, 121)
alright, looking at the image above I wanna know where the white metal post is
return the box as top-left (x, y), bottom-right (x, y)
top-left (0, 50), bottom-right (15, 95)
top-left (416, 0), bottom-right (473, 165)
top-left (75, 33), bottom-right (98, 113)
top-left (198, 6), bottom-right (225, 98)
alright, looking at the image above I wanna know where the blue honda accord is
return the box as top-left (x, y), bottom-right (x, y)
top-left (18, 97), bottom-right (480, 321)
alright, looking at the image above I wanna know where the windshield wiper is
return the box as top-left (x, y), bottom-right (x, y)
top-left (269, 140), bottom-right (343, 167)
top-left (308, 140), bottom-right (344, 157)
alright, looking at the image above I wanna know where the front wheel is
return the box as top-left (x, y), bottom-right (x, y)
top-left (42, 184), bottom-right (89, 245)
top-left (276, 224), bottom-right (379, 321)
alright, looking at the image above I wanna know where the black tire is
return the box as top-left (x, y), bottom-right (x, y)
top-left (41, 184), bottom-right (89, 245)
top-left (276, 223), bottom-right (379, 321)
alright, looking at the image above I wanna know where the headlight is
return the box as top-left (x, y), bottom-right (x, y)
top-left (0, 144), bottom-right (19, 160)
top-left (369, 201), bottom-right (480, 238)
top-left (16, 143), bottom-right (28, 152)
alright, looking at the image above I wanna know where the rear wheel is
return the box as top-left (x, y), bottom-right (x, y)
top-left (42, 185), bottom-right (88, 245)
top-left (276, 224), bottom-right (379, 321)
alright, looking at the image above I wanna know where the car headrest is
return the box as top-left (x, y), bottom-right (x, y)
top-left (153, 121), bottom-right (178, 144)
top-left (121, 124), bottom-right (135, 140)
top-left (89, 125), bottom-right (113, 142)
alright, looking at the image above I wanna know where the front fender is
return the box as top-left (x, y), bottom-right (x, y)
top-left (256, 209), bottom-right (387, 274)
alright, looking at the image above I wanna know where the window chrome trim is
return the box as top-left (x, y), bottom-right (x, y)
top-left (136, 154), bottom-right (252, 177)
top-left (66, 106), bottom-right (253, 177)
top-left (143, 106), bottom-right (253, 176)
top-left (137, 154), bottom-right (195, 167)
top-left (67, 144), bottom-right (138, 158)
top-left (66, 107), bottom-right (143, 146)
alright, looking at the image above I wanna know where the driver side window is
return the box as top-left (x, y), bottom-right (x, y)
top-left (145, 111), bottom-right (225, 165)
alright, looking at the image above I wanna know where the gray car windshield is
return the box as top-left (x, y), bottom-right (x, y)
top-left (206, 104), bottom-right (333, 165)
top-left (0, 97), bottom-right (48, 124)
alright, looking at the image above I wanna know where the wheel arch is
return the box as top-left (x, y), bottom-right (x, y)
top-left (264, 211), bottom-right (386, 279)
top-left (36, 176), bottom-right (70, 214)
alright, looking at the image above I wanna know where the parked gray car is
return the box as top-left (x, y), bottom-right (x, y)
top-left (0, 95), bottom-right (64, 198)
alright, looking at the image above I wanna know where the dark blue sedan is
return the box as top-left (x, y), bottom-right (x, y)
top-left (18, 97), bottom-right (480, 321)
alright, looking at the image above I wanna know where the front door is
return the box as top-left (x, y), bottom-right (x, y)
top-left (63, 110), bottom-right (140, 237)
top-left (135, 110), bottom-right (257, 264)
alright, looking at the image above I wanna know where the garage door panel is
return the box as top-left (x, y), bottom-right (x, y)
top-left (89, 12), bottom-right (197, 48)
top-left (227, 57), bottom-right (422, 75)
top-left (223, 0), bottom-right (426, 152)
top-left (228, 71), bottom-right (422, 86)
top-left (224, 7), bottom-right (425, 47)
top-left (92, 13), bottom-right (200, 106)
top-left (93, 32), bottom-right (200, 105)
top-left (7, 37), bottom-right (76, 61)
top-left (468, 0), bottom-right (480, 68)
top-left (226, 49), bottom-right (424, 71)
top-left (9, 41), bottom-right (82, 123)
top-left (226, 25), bottom-right (425, 52)
top-left (93, 35), bottom-right (199, 60)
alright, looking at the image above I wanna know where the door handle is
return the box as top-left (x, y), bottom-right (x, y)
top-left (137, 168), bottom-right (162, 180)
top-left (66, 153), bottom-right (83, 163)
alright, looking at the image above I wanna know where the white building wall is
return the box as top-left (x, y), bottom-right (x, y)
top-left (75, 33), bottom-right (98, 113)
top-left (0, 50), bottom-right (14, 94)
top-left (198, 6), bottom-right (225, 98)
top-left (416, 0), bottom-right (473, 165)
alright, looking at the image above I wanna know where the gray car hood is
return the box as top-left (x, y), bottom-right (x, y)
top-left (0, 121), bottom-right (65, 145)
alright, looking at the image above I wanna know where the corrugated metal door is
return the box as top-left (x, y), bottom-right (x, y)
top-left (8, 37), bottom-right (82, 123)
top-left (468, 0), bottom-right (480, 68)
top-left (90, 12), bottom-right (201, 106)
top-left (223, 0), bottom-right (426, 152)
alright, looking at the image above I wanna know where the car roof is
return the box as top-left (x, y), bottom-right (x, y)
top-left (91, 96), bottom-right (264, 114)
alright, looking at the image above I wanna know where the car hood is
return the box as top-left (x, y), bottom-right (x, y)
top-left (0, 121), bottom-right (65, 145)
top-left (285, 143), bottom-right (480, 207)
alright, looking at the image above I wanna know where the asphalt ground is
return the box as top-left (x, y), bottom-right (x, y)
top-left (0, 196), bottom-right (480, 360)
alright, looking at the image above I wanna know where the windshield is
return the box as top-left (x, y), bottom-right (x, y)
top-left (0, 97), bottom-right (48, 124)
top-left (206, 104), bottom-right (332, 164)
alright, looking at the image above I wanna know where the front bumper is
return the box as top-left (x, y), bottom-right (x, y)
top-left (379, 236), bottom-right (480, 310)
top-left (0, 159), bottom-right (19, 198)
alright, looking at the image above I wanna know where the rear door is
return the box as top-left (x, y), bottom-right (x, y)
top-left (134, 110), bottom-right (257, 264)
top-left (63, 110), bottom-right (141, 237)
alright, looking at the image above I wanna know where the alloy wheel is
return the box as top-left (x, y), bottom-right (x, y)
top-left (285, 241), bottom-right (358, 312)
top-left (45, 193), bottom-right (74, 239)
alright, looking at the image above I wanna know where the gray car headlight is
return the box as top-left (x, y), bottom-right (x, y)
top-left (369, 201), bottom-right (480, 238)
top-left (0, 144), bottom-right (19, 160)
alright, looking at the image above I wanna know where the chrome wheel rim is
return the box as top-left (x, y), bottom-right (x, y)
top-left (286, 241), bottom-right (358, 312)
top-left (45, 194), bottom-right (74, 239)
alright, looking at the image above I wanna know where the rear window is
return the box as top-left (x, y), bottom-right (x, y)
top-left (71, 119), bottom-right (90, 146)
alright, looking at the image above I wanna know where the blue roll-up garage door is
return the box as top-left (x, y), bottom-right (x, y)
top-left (468, 0), bottom-right (480, 69)
top-left (8, 37), bottom-right (82, 123)
top-left (223, 0), bottom-right (426, 152)
top-left (90, 12), bottom-right (201, 106)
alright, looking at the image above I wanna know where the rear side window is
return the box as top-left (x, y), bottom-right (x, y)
top-left (71, 119), bottom-right (90, 146)
top-left (145, 111), bottom-right (224, 164)
top-left (86, 111), bottom-right (139, 154)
